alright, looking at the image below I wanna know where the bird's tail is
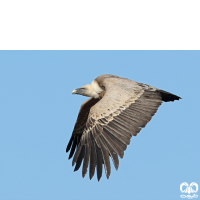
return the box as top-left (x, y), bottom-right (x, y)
top-left (157, 90), bottom-right (181, 102)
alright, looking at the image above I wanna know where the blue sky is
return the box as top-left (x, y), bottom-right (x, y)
top-left (0, 51), bottom-right (199, 200)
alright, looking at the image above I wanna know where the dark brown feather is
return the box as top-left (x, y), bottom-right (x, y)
top-left (102, 127), bottom-right (125, 158)
top-left (101, 134), bottom-right (119, 170)
top-left (74, 146), bottom-right (85, 171)
top-left (68, 137), bottom-right (77, 159)
top-left (95, 140), bottom-right (103, 181)
top-left (157, 89), bottom-right (181, 102)
top-left (108, 117), bottom-right (133, 137)
top-left (89, 134), bottom-right (96, 180)
top-left (82, 144), bottom-right (90, 177)
top-left (104, 124), bottom-right (131, 145)
top-left (72, 144), bottom-right (82, 166)
top-left (66, 135), bottom-right (73, 152)
top-left (73, 98), bottom-right (99, 135)
top-left (99, 137), bottom-right (111, 178)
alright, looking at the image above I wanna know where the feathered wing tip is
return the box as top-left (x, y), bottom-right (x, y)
top-left (70, 128), bottom-right (120, 181)
top-left (66, 135), bottom-right (73, 152)
top-left (157, 90), bottom-right (181, 102)
top-left (74, 145), bottom-right (85, 171)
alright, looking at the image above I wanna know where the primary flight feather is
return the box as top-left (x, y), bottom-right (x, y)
top-left (66, 74), bottom-right (181, 181)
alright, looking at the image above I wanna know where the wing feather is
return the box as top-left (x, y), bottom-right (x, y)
top-left (74, 146), bottom-right (85, 171)
top-left (68, 137), bottom-right (77, 159)
top-left (95, 139), bottom-right (103, 181)
top-left (98, 137), bottom-right (111, 179)
top-left (89, 133), bottom-right (96, 180)
top-left (72, 144), bottom-right (82, 166)
top-left (100, 134), bottom-right (119, 170)
top-left (66, 135), bottom-right (73, 152)
top-left (101, 128), bottom-right (125, 158)
top-left (82, 144), bottom-right (90, 177)
top-left (104, 124), bottom-right (131, 145)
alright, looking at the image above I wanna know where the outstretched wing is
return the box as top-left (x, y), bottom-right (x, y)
top-left (66, 97), bottom-right (100, 159)
top-left (67, 77), bottom-right (180, 181)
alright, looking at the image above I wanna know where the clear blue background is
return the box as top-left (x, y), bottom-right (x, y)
top-left (0, 51), bottom-right (199, 200)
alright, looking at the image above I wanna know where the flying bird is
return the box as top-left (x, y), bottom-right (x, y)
top-left (66, 74), bottom-right (181, 181)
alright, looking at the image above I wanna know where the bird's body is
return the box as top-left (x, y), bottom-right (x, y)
top-left (67, 74), bottom-right (181, 181)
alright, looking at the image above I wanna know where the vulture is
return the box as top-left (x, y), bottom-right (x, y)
top-left (66, 74), bottom-right (181, 181)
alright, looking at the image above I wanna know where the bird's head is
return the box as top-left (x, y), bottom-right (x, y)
top-left (72, 84), bottom-right (99, 99)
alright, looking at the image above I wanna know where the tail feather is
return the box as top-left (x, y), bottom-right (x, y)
top-left (157, 90), bottom-right (181, 102)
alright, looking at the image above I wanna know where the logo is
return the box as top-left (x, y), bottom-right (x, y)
top-left (180, 182), bottom-right (198, 199)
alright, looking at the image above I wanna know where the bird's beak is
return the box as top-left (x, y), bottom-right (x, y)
top-left (72, 89), bottom-right (77, 94)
